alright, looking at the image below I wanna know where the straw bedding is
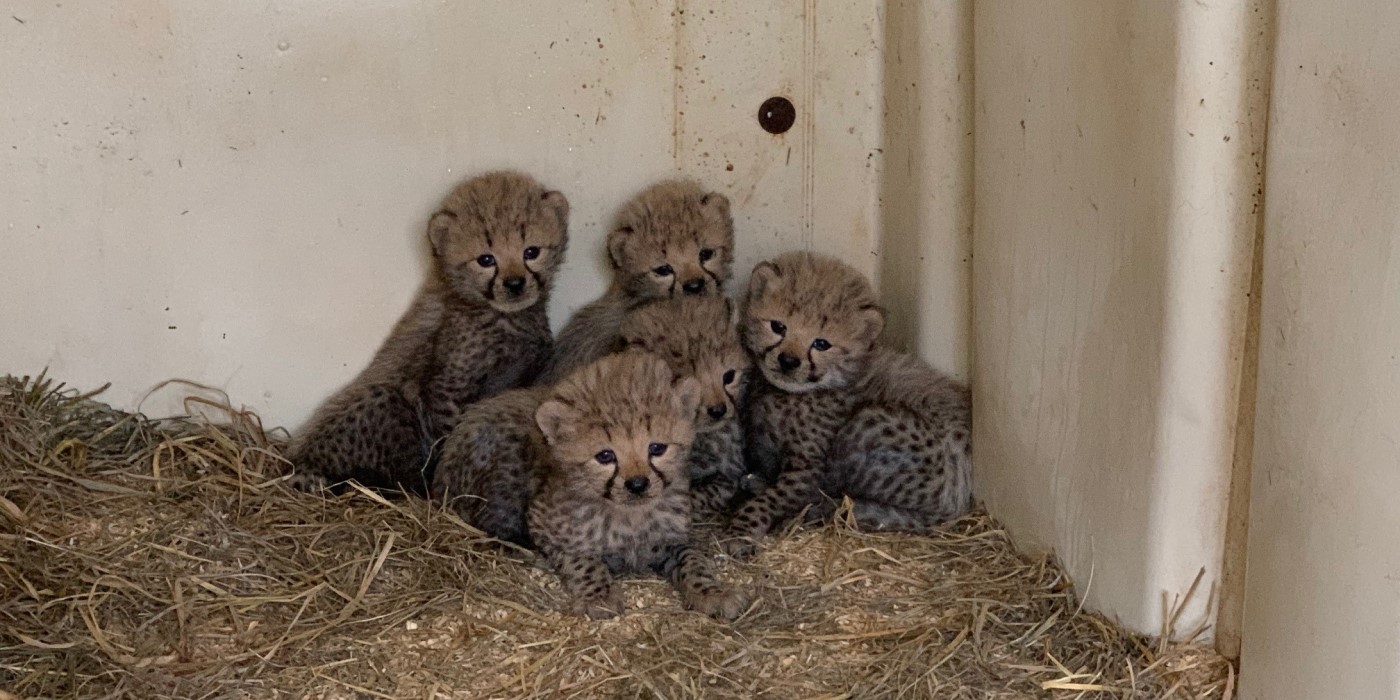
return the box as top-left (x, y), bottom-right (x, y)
top-left (0, 373), bottom-right (1233, 699)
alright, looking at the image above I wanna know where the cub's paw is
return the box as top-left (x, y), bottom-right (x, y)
top-left (738, 472), bottom-right (771, 496)
top-left (286, 471), bottom-right (329, 493)
top-left (719, 534), bottom-right (762, 560)
top-left (801, 498), bottom-right (839, 526)
top-left (685, 586), bottom-right (751, 622)
top-left (570, 591), bottom-right (625, 620)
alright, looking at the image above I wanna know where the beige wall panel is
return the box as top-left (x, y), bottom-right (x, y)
top-left (879, 0), bottom-right (973, 379)
top-left (1240, 1), bottom-right (1400, 697)
top-left (972, 0), bottom-right (1267, 635)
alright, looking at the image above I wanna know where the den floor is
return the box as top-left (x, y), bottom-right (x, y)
top-left (0, 375), bottom-right (1229, 699)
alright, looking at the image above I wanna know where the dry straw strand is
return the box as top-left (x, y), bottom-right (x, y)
top-left (0, 373), bottom-right (1233, 699)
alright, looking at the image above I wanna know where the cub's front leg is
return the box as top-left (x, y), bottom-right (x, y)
top-left (720, 459), bottom-right (822, 559)
top-left (549, 550), bottom-right (624, 619)
top-left (650, 543), bottom-right (749, 621)
top-left (689, 422), bottom-right (748, 519)
top-left (723, 387), bottom-right (847, 556)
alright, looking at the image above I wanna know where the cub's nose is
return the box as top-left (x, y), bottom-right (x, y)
top-left (706, 404), bottom-right (728, 420)
top-left (777, 353), bottom-right (801, 372)
top-left (682, 278), bottom-right (706, 295)
top-left (623, 476), bottom-right (650, 495)
top-left (503, 276), bottom-right (527, 295)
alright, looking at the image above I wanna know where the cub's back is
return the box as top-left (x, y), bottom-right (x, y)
top-left (431, 386), bottom-right (552, 547)
top-left (535, 296), bottom-right (628, 384)
top-left (858, 348), bottom-right (970, 425)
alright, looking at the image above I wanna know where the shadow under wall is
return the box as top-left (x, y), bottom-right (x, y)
top-left (970, 0), bottom-right (1184, 632)
top-left (878, 0), bottom-right (974, 376)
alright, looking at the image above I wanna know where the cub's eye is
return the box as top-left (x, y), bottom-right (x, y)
top-left (653, 264), bottom-right (674, 276)
top-left (476, 254), bottom-right (497, 268)
top-left (699, 248), bottom-right (716, 262)
top-left (770, 320), bottom-right (786, 335)
top-left (647, 443), bottom-right (668, 457)
top-left (811, 338), bottom-right (832, 351)
top-left (523, 246), bottom-right (541, 261)
top-left (594, 449), bottom-right (617, 465)
top-left (722, 369), bottom-right (736, 384)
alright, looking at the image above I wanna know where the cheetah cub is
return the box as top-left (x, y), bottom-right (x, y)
top-left (530, 351), bottom-right (749, 620)
top-left (430, 385), bottom-right (550, 548)
top-left (722, 252), bottom-right (972, 557)
top-left (432, 296), bottom-right (750, 546)
top-left (618, 296), bottom-right (751, 521)
top-left (535, 179), bottom-right (734, 384)
top-left (287, 171), bottom-right (569, 494)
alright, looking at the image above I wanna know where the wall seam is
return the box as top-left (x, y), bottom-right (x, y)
top-left (1213, 0), bottom-right (1279, 663)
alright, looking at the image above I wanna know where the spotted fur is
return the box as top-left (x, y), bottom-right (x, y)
top-left (529, 352), bottom-right (749, 620)
top-left (287, 171), bottom-right (569, 494)
top-left (433, 295), bottom-right (752, 549)
top-left (722, 252), bottom-right (972, 557)
top-left (430, 386), bottom-right (550, 547)
top-left (535, 180), bottom-right (734, 384)
top-left (619, 296), bottom-right (751, 520)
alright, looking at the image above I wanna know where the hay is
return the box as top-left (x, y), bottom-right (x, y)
top-left (0, 373), bottom-right (1232, 699)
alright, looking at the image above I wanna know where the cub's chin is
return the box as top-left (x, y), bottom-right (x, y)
top-left (760, 365), bottom-right (833, 394)
top-left (487, 292), bottom-right (541, 314)
top-left (694, 415), bottom-right (733, 434)
top-left (611, 491), bottom-right (662, 507)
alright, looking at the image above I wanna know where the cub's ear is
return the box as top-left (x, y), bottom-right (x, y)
top-left (670, 376), bottom-right (702, 421)
top-left (701, 191), bottom-right (734, 246)
top-left (534, 399), bottom-right (575, 445)
top-left (700, 191), bottom-right (731, 220)
top-left (855, 305), bottom-right (887, 346)
top-left (606, 226), bottom-right (634, 270)
top-left (747, 261), bottom-right (781, 300)
top-left (427, 210), bottom-right (457, 257)
top-left (540, 190), bottom-right (570, 227)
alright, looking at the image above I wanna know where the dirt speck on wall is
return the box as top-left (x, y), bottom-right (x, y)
top-left (0, 2), bottom-right (682, 429)
top-left (0, 0), bottom-right (895, 432)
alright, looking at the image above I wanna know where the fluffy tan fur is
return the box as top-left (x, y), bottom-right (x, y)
top-left (427, 171), bottom-right (570, 314)
top-left (430, 386), bottom-right (551, 547)
top-left (619, 296), bottom-right (753, 518)
top-left (618, 296), bottom-right (747, 433)
top-left (288, 171), bottom-right (568, 493)
top-left (527, 352), bottom-right (748, 620)
top-left (723, 251), bottom-right (972, 555)
top-left (434, 297), bottom-right (753, 548)
top-left (534, 351), bottom-right (700, 492)
top-left (536, 179), bottom-right (734, 383)
top-left (743, 252), bottom-right (885, 393)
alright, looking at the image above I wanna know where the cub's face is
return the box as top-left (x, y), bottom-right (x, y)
top-left (428, 172), bottom-right (569, 313)
top-left (689, 345), bottom-right (750, 433)
top-left (535, 352), bottom-right (700, 505)
top-left (607, 182), bottom-right (734, 303)
top-left (619, 297), bottom-right (750, 434)
top-left (743, 257), bottom-right (885, 393)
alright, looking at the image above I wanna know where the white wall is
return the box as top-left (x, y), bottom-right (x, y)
top-left (0, 1), bottom-right (890, 428)
top-left (1, 2), bottom-right (674, 425)
top-left (879, 0), bottom-right (973, 380)
top-left (1240, 1), bottom-right (1400, 697)
top-left (971, 1), bottom-right (1269, 635)
top-left (19, 2), bottom-right (1368, 672)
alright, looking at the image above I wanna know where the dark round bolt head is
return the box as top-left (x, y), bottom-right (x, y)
top-left (758, 96), bottom-right (796, 134)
